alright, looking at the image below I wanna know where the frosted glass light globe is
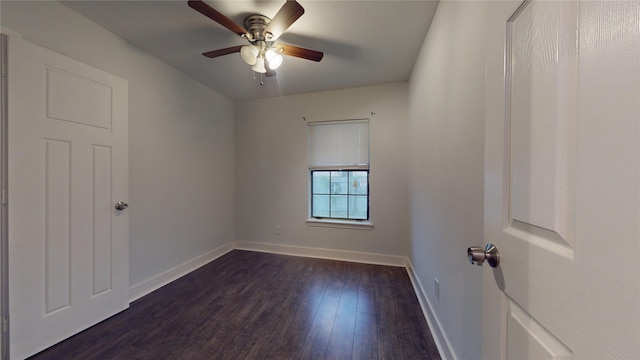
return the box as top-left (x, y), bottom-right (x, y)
top-left (240, 45), bottom-right (259, 65)
top-left (265, 49), bottom-right (283, 70)
top-left (251, 57), bottom-right (267, 73)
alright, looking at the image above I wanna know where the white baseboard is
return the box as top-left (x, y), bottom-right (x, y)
top-left (406, 259), bottom-right (455, 360)
top-left (234, 241), bottom-right (407, 267)
top-left (128, 241), bottom-right (234, 302)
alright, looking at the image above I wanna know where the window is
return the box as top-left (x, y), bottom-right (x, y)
top-left (308, 120), bottom-right (370, 222)
top-left (311, 170), bottom-right (368, 220)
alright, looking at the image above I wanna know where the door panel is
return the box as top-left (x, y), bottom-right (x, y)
top-left (46, 66), bottom-right (113, 129)
top-left (8, 36), bottom-right (129, 359)
top-left (484, 1), bottom-right (640, 359)
top-left (92, 145), bottom-right (113, 296)
top-left (44, 139), bottom-right (72, 314)
top-left (508, 0), bottom-right (577, 250)
top-left (506, 301), bottom-right (571, 360)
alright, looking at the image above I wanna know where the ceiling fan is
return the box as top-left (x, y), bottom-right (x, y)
top-left (188, 0), bottom-right (324, 77)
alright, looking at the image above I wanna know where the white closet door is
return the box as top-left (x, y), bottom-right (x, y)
top-left (8, 36), bottom-right (129, 359)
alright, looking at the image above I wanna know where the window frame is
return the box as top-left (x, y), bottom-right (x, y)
top-left (306, 118), bottom-right (373, 229)
top-left (310, 169), bottom-right (370, 221)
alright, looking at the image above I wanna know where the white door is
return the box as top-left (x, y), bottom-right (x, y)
top-left (7, 36), bottom-right (129, 359)
top-left (483, 0), bottom-right (639, 359)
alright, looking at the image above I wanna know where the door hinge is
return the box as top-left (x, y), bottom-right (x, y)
top-left (1, 187), bottom-right (5, 206)
top-left (2, 317), bottom-right (7, 334)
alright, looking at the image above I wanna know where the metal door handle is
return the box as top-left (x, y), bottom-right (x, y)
top-left (467, 243), bottom-right (500, 268)
top-left (115, 201), bottom-right (128, 211)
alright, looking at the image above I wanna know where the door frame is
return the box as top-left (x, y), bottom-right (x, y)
top-left (0, 33), bottom-right (9, 360)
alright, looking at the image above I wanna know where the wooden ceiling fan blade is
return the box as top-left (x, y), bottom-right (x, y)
top-left (275, 44), bottom-right (324, 62)
top-left (188, 0), bottom-right (249, 38)
top-left (202, 46), bottom-right (243, 58)
top-left (264, 1), bottom-right (305, 40)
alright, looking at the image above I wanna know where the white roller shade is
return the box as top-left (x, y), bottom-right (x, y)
top-left (308, 120), bottom-right (369, 169)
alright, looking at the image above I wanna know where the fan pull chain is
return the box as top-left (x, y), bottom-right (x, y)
top-left (251, 71), bottom-right (265, 85)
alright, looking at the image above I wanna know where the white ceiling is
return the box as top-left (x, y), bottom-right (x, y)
top-left (61, 0), bottom-right (439, 101)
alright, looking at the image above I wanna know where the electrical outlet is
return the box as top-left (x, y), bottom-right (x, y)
top-left (274, 225), bottom-right (281, 235)
top-left (434, 278), bottom-right (440, 300)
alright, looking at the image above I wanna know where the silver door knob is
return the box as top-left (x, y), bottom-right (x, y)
top-left (115, 201), bottom-right (129, 211)
top-left (467, 243), bottom-right (500, 268)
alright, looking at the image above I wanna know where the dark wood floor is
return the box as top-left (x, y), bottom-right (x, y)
top-left (29, 250), bottom-right (441, 359)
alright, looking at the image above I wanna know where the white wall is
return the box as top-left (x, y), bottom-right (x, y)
top-left (1, 1), bottom-right (235, 287)
top-left (235, 83), bottom-right (409, 260)
top-left (408, 1), bottom-right (487, 359)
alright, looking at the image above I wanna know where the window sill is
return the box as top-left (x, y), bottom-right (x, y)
top-left (306, 218), bottom-right (374, 230)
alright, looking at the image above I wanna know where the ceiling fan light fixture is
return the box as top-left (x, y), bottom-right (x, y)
top-left (189, 0), bottom-right (324, 81)
top-left (240, 45), bottom-right (259, 65)
top-left (265, 49), bottom-right (283, 70)
top-left (251, 57), bottom-right (267, 73)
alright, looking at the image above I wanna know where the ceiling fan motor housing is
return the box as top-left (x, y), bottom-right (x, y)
top-left (244, 14), bottom-right (272, 42)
